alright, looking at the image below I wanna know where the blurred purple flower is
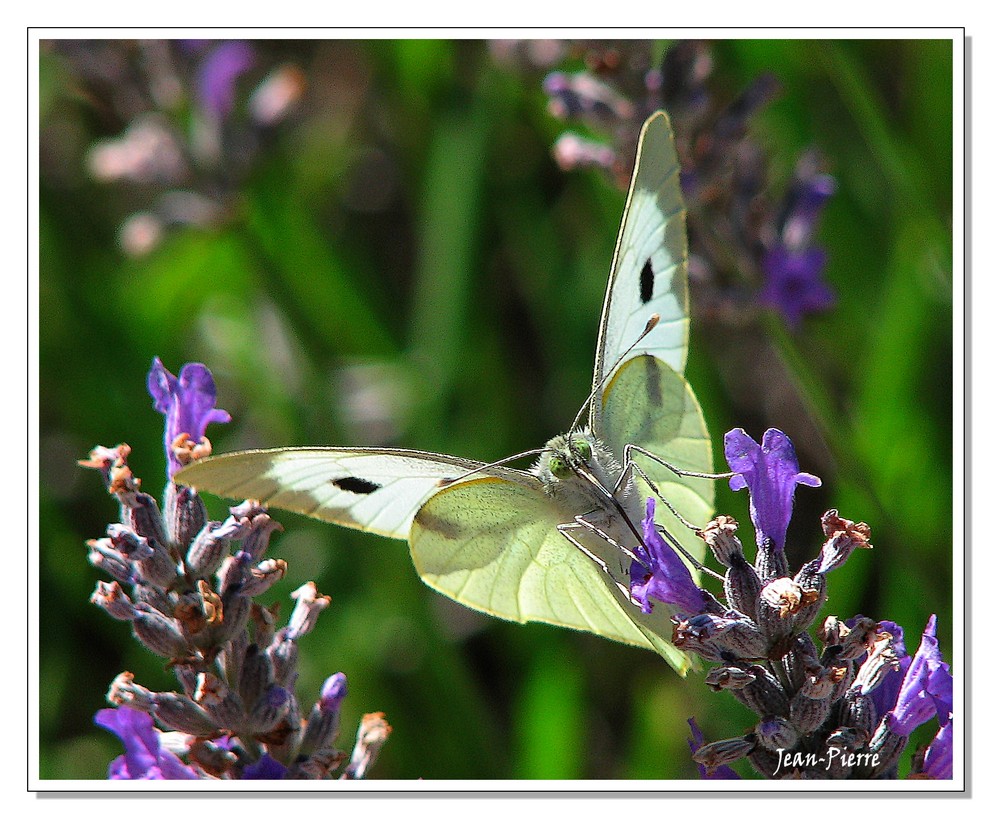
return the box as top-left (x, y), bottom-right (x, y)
top-left (147, 358), bottom-right (231, 477)
top-left (629, 499), bottom-right (708, 616)
top-left (760, 169), bottom-right (837, 329)
top-left (95, 706), bottom-right (198, 780)
top-left (197, 41), bottom-right (256, 119)
top-left (759, 246), bottom-right (836, 330)
top-left (724, 428), bottom-right (821, 555)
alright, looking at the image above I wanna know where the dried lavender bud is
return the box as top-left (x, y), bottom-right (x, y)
top-left (840, 685), bottom-right (877, 736)
top-left (90, 581), bottom-right (137, 621)
top-left (730, 663), bottom-right (790, 718)
top-left (194, 672), bottom-right (246, 732)
top-left (86, 538), bottom-right (136, 584)
top-left (248, 684), bottom-right (292, 734)
top-left (836, 616), bottom-right (878, 660)
top-left (122, 490), bottom-right (170, 554)
top-left (818, 510), bottom-right (872, 573)
top-left (266, 630), bottom-right (299, 689)
top-left (692, 734), bottom-right (755, 773)
top-left (757, 577), bottom-right (821, 646)
top-left (238, 644), bottom-right (275, 710)
top-left (755, 715), bottom-right (798, 752)
top-left (780, 632), bottom-right (819, 695)
top-left (673, 613), bottom-right (768, 661)
top-left (131, 602), bottom-right (190, 659)
top-left (107, 523), bottom-right (177, 589)
top-left (150, 691), bottom-right (219, 737)
top-left (286, 582), bottom-right (331, 639)
top-left (299, 673), bottom-right (348, 758)
top-left (164, 481), bottom-right (208, 550)
top-left (704, 663), bottom-right (756, 692)
top-left (240, 558), bottom-right (288, 597)
top-left (341, 713), bottom-right (392, 780)
top-left (723, 552), bottom-right (761, 620)
top-left (185, 521), bottom-right (229, 579)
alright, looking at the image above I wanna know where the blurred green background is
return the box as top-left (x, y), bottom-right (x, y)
top-left (37, 38), bottom-right (954, 780)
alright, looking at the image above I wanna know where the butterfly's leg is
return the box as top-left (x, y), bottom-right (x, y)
top-left (624, 444), bottom-right (734, 482)
top-left (572, 514), bottom-right (643, 566)
top-left (557, 522), bottom-right (641, 607)
top-left (613, 449), bottom-right (725, 582)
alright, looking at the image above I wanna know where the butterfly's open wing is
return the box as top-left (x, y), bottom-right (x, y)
top-left (410, 475), bottom-right (690, 671)
top-left (590, 111), bottom-right (688, 429)
top-left (174, 447), bottom-right (499, 539)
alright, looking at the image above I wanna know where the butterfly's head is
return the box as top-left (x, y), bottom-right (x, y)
top-left (534, 430), bottom-right (621, 495)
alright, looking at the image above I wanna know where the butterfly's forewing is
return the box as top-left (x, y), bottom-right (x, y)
top-left (174, 447), bottom-right (499, 539)
top-left (590, 111), bottom-right (688, 431)
top-left (410, 476), bottom-right (690, 672)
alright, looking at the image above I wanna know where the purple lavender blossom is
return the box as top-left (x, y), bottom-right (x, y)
top-left (147, 358), bottom-right (231, 477)
top-left (724, 428), bottom-right (821, 555)
top-left (95, 706), bottom-right (198, 780)
top-left (888, 615), bottom-right (953, 737)
top-left (629, 498), bottom-right (709, 616)
top-left (197, 41), bottom-right (256, 119)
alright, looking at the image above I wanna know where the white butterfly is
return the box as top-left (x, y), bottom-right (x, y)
top-left (176, 111), bottom-right (713, 672)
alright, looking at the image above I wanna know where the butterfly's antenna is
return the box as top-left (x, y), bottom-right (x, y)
top-left (436, 448), bottom-right (545, 487)
top-left (570, 313), bottom-right (661, 432)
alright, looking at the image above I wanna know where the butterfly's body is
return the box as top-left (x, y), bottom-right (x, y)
top-left (176, 112), bottom-right (714, 671)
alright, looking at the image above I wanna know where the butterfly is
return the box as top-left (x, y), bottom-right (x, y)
top-left (175, 111), bottom-right (714, 672)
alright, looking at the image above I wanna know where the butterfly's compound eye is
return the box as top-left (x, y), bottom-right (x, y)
top-left (549, 455), bottom-right (572, 479)
top-left (572, 438), bottom-right (593, 461)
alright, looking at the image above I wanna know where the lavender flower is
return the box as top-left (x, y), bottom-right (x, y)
top-left (83, 361), bottom-right (390, 780)
top-left (95, 706), bottom-right (199, 780)
top-left (147, 358), bottom-right (231, 477)
top-left (724, 427), bottom-right (821, 558)
top-left (629, 498), bottom-right (716, 616)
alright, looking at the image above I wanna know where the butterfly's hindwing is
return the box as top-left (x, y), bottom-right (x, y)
top-left (411, 476), bottom-right (658, 649)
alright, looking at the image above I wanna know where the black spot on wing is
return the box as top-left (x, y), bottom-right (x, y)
top-left (640, 258), bottom-right (654, 304)
top-left (331, 476), bottom-right (382, 495)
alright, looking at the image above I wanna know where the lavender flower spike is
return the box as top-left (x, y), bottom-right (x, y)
top-left (724, 428), bottom-right (821, 555)
top-left (147, 358), bottom-right (231, 477)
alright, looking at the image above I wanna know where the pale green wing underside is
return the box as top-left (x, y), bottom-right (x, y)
top-left (601, 354), bottom-right (714, 563)
top-left (410, 476), bottom-right (690, 673)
